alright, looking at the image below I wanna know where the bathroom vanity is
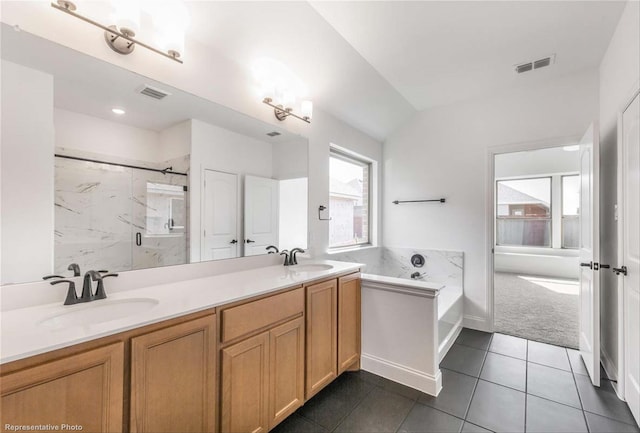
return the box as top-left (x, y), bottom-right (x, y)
top-left (0, 261), bottom-right (362, 433)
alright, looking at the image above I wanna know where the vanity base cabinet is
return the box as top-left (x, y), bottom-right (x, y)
top-left (220, 331), bottom-right (270, 433)
top-left (0, 342), bottom-right (124, 433)
top-left (305, 279), bottom-right (338, 399)
top-left (337, 273), bottom-right (361, 374)
top-left (220, 318), bottom-right (305, 433)
top-left (268, 317), bottom-right (305, 429)
top-left (130, 315), bottom-right (217, 433)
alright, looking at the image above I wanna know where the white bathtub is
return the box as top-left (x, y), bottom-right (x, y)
top-left (328, 247), bottom-right (464, 396)
top-left (360, 273), bottom-right (463, 396)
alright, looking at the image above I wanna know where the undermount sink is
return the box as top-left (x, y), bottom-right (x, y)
top-left (292, 264), bottom-right (334, 272)
top-left (39, 298), bottom-right (159, 329)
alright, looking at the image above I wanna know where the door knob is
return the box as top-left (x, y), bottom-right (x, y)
top-left (613, 266), bottom-right (628, 276)
top-left (580, 262), bottom-right (593, 269)
top-left (246, 239), bottom-right (256, 243)
top-left (230, 239), bottom-right (238, 244)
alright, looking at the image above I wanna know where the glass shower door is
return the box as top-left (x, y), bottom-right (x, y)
top-left (131, 169), bottom-right (188, 270)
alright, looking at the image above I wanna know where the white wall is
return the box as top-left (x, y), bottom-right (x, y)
top-left (598, 0), bottom-right (640, 379)
top-left (272, 138), bottom-right (309, 180)
top-left (1, 60), bottom-right (55, 284)
top-left (0, 3), bottom-right (383, 260)
top-left (383, 69), bottom-right (599, 330)
top-left (159, 120), bottom-right (191, 163)
top-left (189, 119), bottom-right (274, 261)
top-left (54, 108), bottom-right (161, 162)
top-left (279, 178), bottom-right (308, 251)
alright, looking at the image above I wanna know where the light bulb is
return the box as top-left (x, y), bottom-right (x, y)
top-left (152, 0), bottom-right (190, 57)
top-left (112, 0), bottom-right (141, 36)
top-left (301, 100), bottom-right (313, 119)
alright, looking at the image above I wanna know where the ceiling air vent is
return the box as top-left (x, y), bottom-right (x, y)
top-left (514, 54), bottom-right (555, 74)
top-left (515, 62), bottom-right (533, 74)
top-left (138, 85), bottom-right (171, 100)
top-left (266, 131), bottom-right (281, 137)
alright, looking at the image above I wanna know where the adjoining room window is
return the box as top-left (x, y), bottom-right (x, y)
top-left (561, 175), bottom-right (580, 249)
top-left (329, 150), bottom-right (371, 248)
top-left (496, 177), bottom-right (551, 247)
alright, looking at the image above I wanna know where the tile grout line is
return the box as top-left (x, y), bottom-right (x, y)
top-left (394, 399), bottom-right (418, 433)
top-left (463, 335), bottom-right (492, 423)
top-left (329, 378), bottom-right (378, 433)
top-left (566, 347), bottom-right (591, 432)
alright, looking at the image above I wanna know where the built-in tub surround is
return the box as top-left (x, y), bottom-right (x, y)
top-left (0, 259), bottom-right (361, 364)
top-left (328, 247), bottom-right (464, 396)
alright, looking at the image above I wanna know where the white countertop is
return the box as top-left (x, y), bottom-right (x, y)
top-left (0, 260), bottom-right (362, 364)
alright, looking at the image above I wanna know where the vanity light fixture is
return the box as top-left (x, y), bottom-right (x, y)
top-left (51, 1), bottom-right (185, 64)
top-left (111, 108), bottom-right (126, 115)
top-left (263, 97), bottom-right (313, 124)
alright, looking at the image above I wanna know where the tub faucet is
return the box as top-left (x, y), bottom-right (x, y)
top-left (410, 272), bottom-right (423, 280)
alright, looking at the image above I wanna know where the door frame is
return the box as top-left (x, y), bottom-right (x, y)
top-left (616, 83), bottom-right (640, 401)
top-left (485, 135), bottom-right (582, 332)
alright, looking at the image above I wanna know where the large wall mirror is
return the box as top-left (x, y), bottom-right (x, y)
top-left (0, 24), bottom-right (309, 285)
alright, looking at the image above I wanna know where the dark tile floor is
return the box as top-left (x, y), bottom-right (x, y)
top-left (273, 329), bottom-right (640, 433)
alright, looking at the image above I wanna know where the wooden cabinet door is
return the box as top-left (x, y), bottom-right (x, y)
top-left (305, 279), bottom-right (337, 399)
top-left (220, 332), bottom-right (269, 433)
top-left (268, 317), bottom-right (304, 429)
top-left (338, 274), bottom-right (361, 374)
top-left (130, 315), bottom-right (216, 433)
top-left (1, 343), bottom-right (124, 432)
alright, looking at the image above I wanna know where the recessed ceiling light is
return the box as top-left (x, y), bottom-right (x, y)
top-left (111, 108), bottom-right (126, 115)
top-left (563, 145), bottom-right (579, 152)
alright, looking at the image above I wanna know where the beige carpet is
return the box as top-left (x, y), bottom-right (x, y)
top-left (494, 272), bottom-right (579, 349)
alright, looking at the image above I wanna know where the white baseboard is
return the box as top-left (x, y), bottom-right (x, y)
top-left (601, 347), bottom-right (623, 400)
top-left (361, 353), bottom-right (442, 396)
top-left (463, 315), bottom-right (490, 332)
top-left (439, 318), bottom-right (463, 362)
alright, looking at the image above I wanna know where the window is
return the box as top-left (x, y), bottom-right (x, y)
top-left (561, 175), bottom-right (580, 248)
top-left (496, 177), bottom-right (551, 247)
top-left (329, 150), bottom-right (371, 248)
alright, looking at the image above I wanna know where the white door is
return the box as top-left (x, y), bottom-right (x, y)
top-left (579, 123), bottom-right (601, 386)
top-left (621, 92), bottom-right (640, 424)
top-left (202, 170), bottom-right (239, 261)
top-left (244, 175), bottom-right (279, 256)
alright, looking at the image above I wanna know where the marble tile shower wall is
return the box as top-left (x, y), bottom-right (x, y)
top-left (54, 157), bottom-right (188, 276)
top-left (328, 247), bottom-right (463, 289)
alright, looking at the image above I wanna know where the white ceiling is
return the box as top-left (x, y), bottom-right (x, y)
top-left (310, 1), bottom-right (626, 112)
top-left (184, 1), bottom-right (416, 141)
top-left (2, 1), bottom-right (628, 142)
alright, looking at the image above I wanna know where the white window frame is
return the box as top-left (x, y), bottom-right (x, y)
top-left (328, 147), bottom-right (373, 250)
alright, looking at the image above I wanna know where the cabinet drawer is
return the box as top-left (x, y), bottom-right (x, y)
top-left (221, 287), bottom-right (304, 343)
